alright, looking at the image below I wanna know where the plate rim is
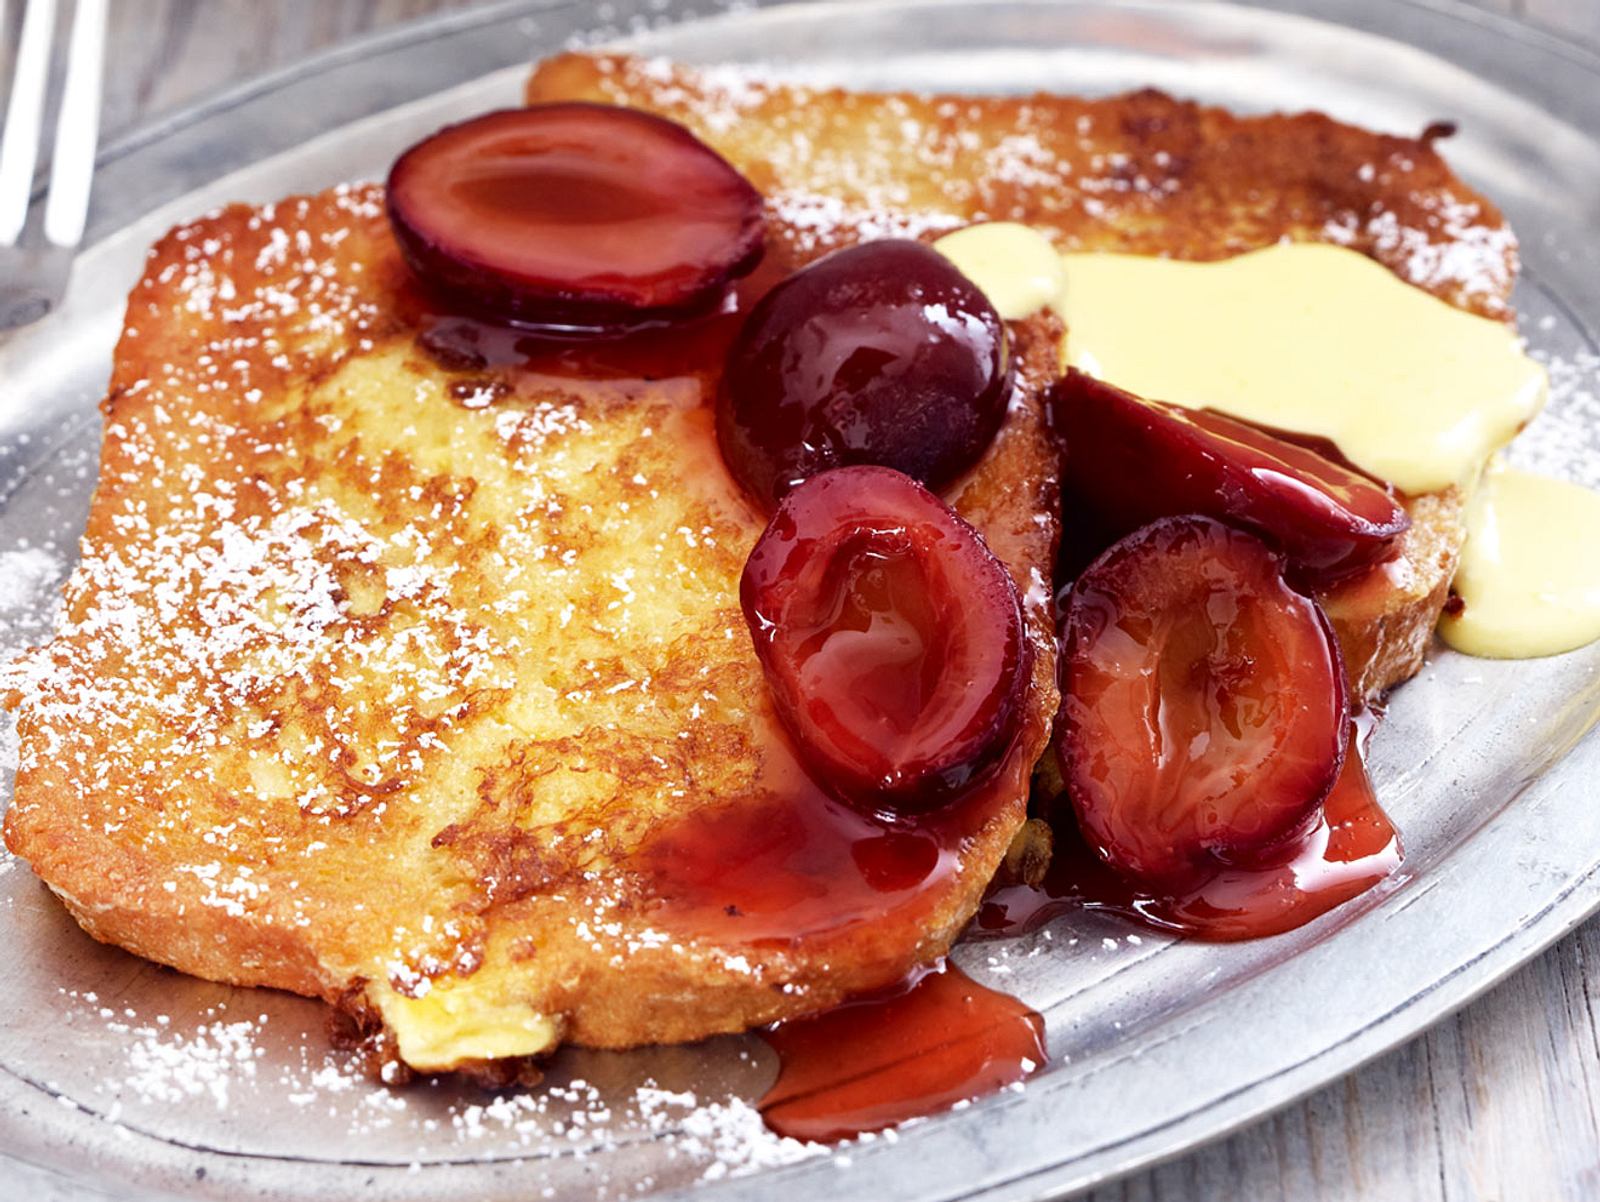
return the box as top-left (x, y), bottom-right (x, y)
top-left (3, 3), bottom-right (1600, 1201)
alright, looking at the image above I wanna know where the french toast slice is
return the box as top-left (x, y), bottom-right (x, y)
top-left (3, 54), bottom-right (1520, 1076)
top-left (1, 184), bottom-right (1061, 1067)
top-left (526, 52), bottom-right (1518, 699)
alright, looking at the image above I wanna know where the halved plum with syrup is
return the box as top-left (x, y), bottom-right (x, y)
top-left (1057, 516), bottom-right (1349, 890)
top-left (741, 466), bottom-right (1030, 815)
top-left (1049, 370), bottom-right (1409, 586)
top-left (387, 103), bottom-right (765, 332)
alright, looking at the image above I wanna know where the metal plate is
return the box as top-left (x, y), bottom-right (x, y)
top-left (3, 1), bottom-right (1600, 1199)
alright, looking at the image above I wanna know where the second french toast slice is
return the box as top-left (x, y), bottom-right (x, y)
top-left (528, 50), bottom-right (1522, 700)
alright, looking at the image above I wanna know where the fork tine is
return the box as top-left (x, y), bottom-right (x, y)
top-left (43, 0), bottom-right (103, 247)
top-left (0, 0), bottom-right (57, 245)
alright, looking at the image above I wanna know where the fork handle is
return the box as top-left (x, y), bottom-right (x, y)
top-left (44, 0), bottom-right (107, 248)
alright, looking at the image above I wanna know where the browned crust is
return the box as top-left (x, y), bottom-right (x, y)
top-left (1322, 489), bottom-right (1466, 700)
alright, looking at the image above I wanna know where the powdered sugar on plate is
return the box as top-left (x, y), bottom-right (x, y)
top-left (28, 980), bottom-right (826, 1189)
top-left (1508, 348), bottom-right (1600, 488)
top-left (0, 546), bottom-right (63, 618)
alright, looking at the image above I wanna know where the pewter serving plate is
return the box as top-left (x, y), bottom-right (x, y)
top-left (2, 2), bottom-right (1599, 1199)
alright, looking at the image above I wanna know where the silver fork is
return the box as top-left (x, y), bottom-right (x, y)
top-left (0, 0), bottom-right (106, 331)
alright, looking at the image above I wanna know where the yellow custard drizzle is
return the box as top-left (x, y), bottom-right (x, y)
top-left (1052, 243), bottom-right (1546, 496)
top-left (376, 974), bottom-right (560, 1070)
top-left (931, 222), bottom-right (1065, 321)
top-left (1440, 464), bottom-right (1600, 659)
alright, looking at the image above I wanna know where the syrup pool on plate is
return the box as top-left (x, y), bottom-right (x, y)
top-left (756, 961), bottom-right (1046, 1143)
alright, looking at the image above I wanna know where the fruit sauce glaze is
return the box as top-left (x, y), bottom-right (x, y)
top-left (757, 961), bottom-right (1047, 1143)
top-left (395, 106), bottom-right (1401, 1143)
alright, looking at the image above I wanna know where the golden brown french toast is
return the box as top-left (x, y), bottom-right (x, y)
top-left (1, 180), bottom-right (1061, 1068)
top-left (527, 51), bottom-right (1516, 699)
top-left (3, 52), bottom-right (1520, 1077)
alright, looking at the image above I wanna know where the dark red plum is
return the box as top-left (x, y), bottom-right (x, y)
top-left (741, 466), bottom-right (1030, 815)
top-left (387, 104), bottom-right (765, 332)
top-left (1049, 370), bottom-right (1410, 585)
top-left (1057, 516), bottom-right (1348, 890)
top-left (719, 240), bottom-right (1011, 508)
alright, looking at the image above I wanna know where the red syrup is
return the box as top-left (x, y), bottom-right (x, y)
top-left (630, 719), bottom-right (1023, 946)
top-left (622, 725), bottom-right (1047, 1143)
top-left (975, 720), bottom-right (1401, 942)
top-left (406, 250), bottom-right (795, 385)
top-left (755, 960), bottom-right (1046, 1143)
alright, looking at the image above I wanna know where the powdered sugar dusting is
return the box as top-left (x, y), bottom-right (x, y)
top-left (1321, 191), bottom-right (1515, 320)
top-left (628, 54), bottom-right (770, 134)
top-left (769, 188), bottom-right (962, 254)
top-left (634, 1085), bottom-right (816, 1178)
top-left (1, 545), bottom-right (66, 776)
top-left (559, 51), bottom-right (1520, 320)
top-left (0, 546), bottom-right (62, 616)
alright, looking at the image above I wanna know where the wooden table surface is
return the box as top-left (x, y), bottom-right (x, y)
top-left (65, 1), bottom-right (1600, 1199)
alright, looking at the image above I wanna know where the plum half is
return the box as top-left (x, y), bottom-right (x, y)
top-left (1049, 370), bottom-right (1410, 586)
top-left (1057, 516), bottom-right (1349, 890)
top-left (386, 103), bottom-right (766, 332)
top-left (719, 240), bottom-right (1011, 509)
top-left (741, 466), bottom-right (1030, 816)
